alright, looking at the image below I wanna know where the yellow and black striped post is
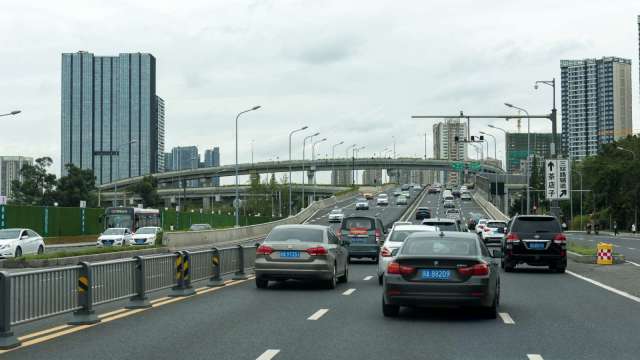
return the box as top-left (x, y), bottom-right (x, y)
top-left (170, 251), bottom-right (195, 297)
top-left (207, 248), bottom-right (225, 287)
top-left (69, 262), bottom-right (100, 325)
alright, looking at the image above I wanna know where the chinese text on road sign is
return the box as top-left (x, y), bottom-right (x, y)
top-left (545, 159), bottom-right (570, 200)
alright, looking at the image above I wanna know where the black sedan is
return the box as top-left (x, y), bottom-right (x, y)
top-left (415, 207), bottom-right (432, 220)
top-left (382, 231), bottom-right (501, 318)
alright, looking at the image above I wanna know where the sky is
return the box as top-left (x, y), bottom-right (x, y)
top-left (1, 0), bottom-right (639, 184)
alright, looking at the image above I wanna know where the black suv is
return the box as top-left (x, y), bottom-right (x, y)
top-left (501, 215), bottom-right (566, 273)
top-left (415, 207), bottom-right (432, 220)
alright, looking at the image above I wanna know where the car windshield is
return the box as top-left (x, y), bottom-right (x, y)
top-left (330, 209), bottom-right (342, 214)
top-left (136, 227), bottom-right (157, 234)
top-left (378, 194), bottom-right (388, 198)
top-left (513, 217), bottom-right (561, 233)
top-left (447, 209), bottom-right (460, 213)
top-left (103, 228), bottom-right (124, 235)
top-left (265, 228), bottom-right (324, 243)
top-left (0, 230), bottom-right (20, 240)
top-left (343, 218), bottom-right (375, 230)
top-left (357, 198), bottom-right (367, 202)
top-left (487, 222), bottom-right (506, 228)
top-left (402, 237), bottom-right (477, 256)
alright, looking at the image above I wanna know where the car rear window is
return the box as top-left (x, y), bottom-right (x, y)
top-left (487, 222), bottom-right (506, 228)
top-left (389, 230), bottom-right (427, 242)
top-left (342, 218), bottom-right (375, 230)
top-left (512, 217), bottom-right (561, 233)
top-left (422, 221), bottom-right (458, 231)
top-left (402, 237), bottom-right (478, 256)
top-left (266, 228), bottom-right (325, 243)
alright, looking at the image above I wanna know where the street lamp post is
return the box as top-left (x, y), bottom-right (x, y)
top-left (331, 141), bottom-right (344, 185)
top-left (234, 106), bottom-right (261, 227)
top-left (480, 131), bottom-right (498, 204)
top-left (616, 146), bottom-right (636, 160)
top-left (0, 110), bottom-right (21, 117)
top-left (505, 103), bottom-right (531, 215)
top-left (301, 132), bottom-right (320, 209)
top-left (312, 138), bottom-right (327, 201)
top-left (346, 144), bottom-right (357, 186)
top-left (288, 126), bottom-right (308, 216)
top-left (535, 78), bottom-right (560, 218)
top-left (488, 125), bottom-right (510, 215)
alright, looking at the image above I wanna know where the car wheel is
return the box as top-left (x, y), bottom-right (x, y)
top-left (550, 263), bottom-right (566, 273)
top-left (378, 275), bottom-right (383, 286)
top-left (483, 297), bottom-right (498, 319)
top-left (37, 246), bottom-right (44, 255)
top-left (255, 278), bottom-right (268, 289)
top-left (326, 265), bottom-right (337, 289)
top-left (373, 256), bottom-right (379, 264)
top-left (382, 297), bottom-right (400, 317)
top-left (338, 264), bottom-right (349, 283)
top-left (14, 247), bottom-right (22, 258)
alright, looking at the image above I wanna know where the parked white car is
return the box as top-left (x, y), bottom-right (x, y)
top-left (97, 228), bottom-right (133, 247)
top-left (132, 226), bottom-right (162, 246)
top-left (376, 224), bottom-right (437, 284)
top-left (0, 228), bottom-right (46, 258)
top-left (328, 209), bottom-right (345, 223)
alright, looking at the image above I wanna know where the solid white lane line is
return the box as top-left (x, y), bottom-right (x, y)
top-left (527, 355), bottom-right (544, 360)
top-left (626, 260), bottom-right (640, 267)
top-left (567, 270), bottom-right (640, 304)
top-left (363, 276), bottom-right (373, 281)
top-left (256, 349), bottom-right (280, 360)
top-left (498, 312), bottom-right (515, 324)
top-left (342, 288), bottom-right (356, 295)
top-left (307, 309), bottom-right (329, 320)
top-left (628, 247), bottom-right (636, 250)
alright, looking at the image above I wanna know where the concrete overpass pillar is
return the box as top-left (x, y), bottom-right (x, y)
top-left (203, 197), bottom-right (211, 210)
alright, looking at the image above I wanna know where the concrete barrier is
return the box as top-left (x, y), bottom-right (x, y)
top-left (473, 190), bottom-right (509, 221)
top-left (1, 247), bottom-right (169, 269)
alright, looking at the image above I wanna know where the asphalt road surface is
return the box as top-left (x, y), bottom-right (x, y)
top-left (565, 232), bottom-right (640, 265)
top-left (3, 189), bottom-right (640, 359)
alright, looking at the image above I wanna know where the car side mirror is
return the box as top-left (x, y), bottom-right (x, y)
top-left (490, 249), bottom-right (503, 258)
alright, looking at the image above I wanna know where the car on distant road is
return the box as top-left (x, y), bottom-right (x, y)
top-left (501, 215), bottom-right (566, 273)
top-left (421, 218), bottom-right (463, 232)
top-left (363, 193), bottom-right (374, 200)
top-left (480, 220), bottom-right (507, 244)
top-left (190, 224), bottom-right (212, 231)
top-left (461, 192), bottom-right (472, 201)
top-left (427, 186), bottom-right (439, 194)
top-left (460, 185), bottom-right (468, 192)
top-left (452, 189), bottom-right (461, 198)
top-left (97, 228), bottom-right (133, 247)
top-left (415, 207), bottom-right (432, 220)
top-left (339, 216), bottom-right (386, 262)
top-left (393, 190), bottom-right (402, 197)
top-left (396, 195), bottom-right (408, 205)
top-left (132, 226), bottom-right (162, 246)
top-left (0, 228), bottom-right (46, 258)
top-left (376, 194), bottom-right (389, 206)
top-left (445, 208), bottom-right (461, 219)
top-left (443, 200), bottom-right (456, 209)
top-left (475, 219), bottom-right (489, 235)
top-left (355, 197), bottom-right (370, 210)
top-left (382, 231), bottom-right (501, 318)
top-left (328, 209), bottom-right (345, 223)
top-left (401, 184), bottom-right (411, 191)
top-left (401, 191), bottom-right (411, 198)
top-left (254, 224), bottom-right (349, 289)
top-left (377, 223), bottom-right (437, 284)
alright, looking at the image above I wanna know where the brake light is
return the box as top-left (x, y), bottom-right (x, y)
top-left (458, 262), bottom-right (490, 276)
top-left (307, 246), bottom-right (328, 256)
top-left (484, 228), bottom-right (491, 233)
top-left (380, 247), bottom-right (393, 257)
top-left (553, 233), bottom-right (567, 244)
top-left (387, 262), bottom-right (415, 275)
top-left (256, 245), bottom-right (273, 255)
top-left (505, 232), bottom-right (520, 243)
top-left (375, 229), bottom-right (381, 242)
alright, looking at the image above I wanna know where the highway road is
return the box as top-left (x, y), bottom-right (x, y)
top-left (3, 189), bottom-right (640, 359)
top-left (565, 232), bottom-right (640, 265)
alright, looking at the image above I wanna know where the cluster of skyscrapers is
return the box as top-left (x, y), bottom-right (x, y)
top-left (164, 146), bottom-right (220, 187)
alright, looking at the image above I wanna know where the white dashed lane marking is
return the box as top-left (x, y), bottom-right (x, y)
top-left (342, 288), bottom-right (356, 295)
top-left (256, 349), bottom-right (280, 360)
top-left (363, 276), bottom-right (373, 281)
top-left (307, 309), bottom-right (329, 321)
top-left (498, 312), bottom-right (515, 324)
top-left (527, 355), bottom-right (544, 360)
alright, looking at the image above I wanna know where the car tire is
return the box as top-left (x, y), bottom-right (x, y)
top-left (382, 298), bottom-right (400, 317)
top-left (255, 278), bottom-right (268, 289)
top-left (503, 259), bottom-right (515, 272)
top-left (373, 256), bottom-right (379, 264)
top-left (378, 275), bottom-right (383, 285)
top-left (326, 266), bottom-right (337, 289)
top-left (550, 263), bottom-right (566, 273)
top-left (338, 265), bottom-right (349, 283)
top-left (483, 297), bottom-right (498, 319)
top-left (37, 246), bottom-right (44, 255)
top-left (14, 247), bottom-right (22, 258)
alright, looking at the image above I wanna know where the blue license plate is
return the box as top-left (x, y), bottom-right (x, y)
top-left (280, 250), bottom-right (300, 258)
top-left (420, 269), bottom-right (451, 280)
top-left (529, 242), bottom-right (545, 249)
top-left (350, 237), bottom-right (368, 243)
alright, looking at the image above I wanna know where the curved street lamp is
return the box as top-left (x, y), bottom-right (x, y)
top-left (0, 110), bottom-right (21, 117)
top-left (312, 138), bottom-right (327, 201)
top-left (234, 105), bottom-right (261, 227)
top-left (288, 125), bottom-right (308, 216)
top-left (505, 102), bottom-right (531, 215)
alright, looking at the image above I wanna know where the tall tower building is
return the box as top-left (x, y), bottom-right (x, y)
top-left (157, 96), bottom-right (165, 172)
top-left (61, 51), bottom-right (162, 184)
top-left (560, 57), bottom-right (632, 159)
top-left (433, 118), bottom-right (467, 185)
top-left (204, 147), bottom-right (221, 186)
top-left (0, 156), bottom-right (33, 200)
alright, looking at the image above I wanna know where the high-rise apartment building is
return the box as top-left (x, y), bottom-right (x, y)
top-left (61, 51), bottom-right (163, 184)
top-left (204, 147), bottom-right (221, 186)
top-left (505, 133), bottom-right (561, 172)
top-left (560, 57), bottom-right (632, 159)
top-left (163, 152), bottom-right (173, 172)
top-left (0, 156), bottom-right (33, 200)
top-left (170, 146), bottom-right (199, 170)
top-left (157, 96), bottom-right (165, 172)
top-left (433, 118), bottom-right (467, 185)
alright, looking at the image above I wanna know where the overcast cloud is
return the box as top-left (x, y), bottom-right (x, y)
top-left (1, 0), bottom-right (638, 183)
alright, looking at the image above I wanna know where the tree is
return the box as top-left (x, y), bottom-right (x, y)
top-left (55, 164), bottom-right (98, 207)
top-left (129, 175), bottom-right (161, 207)
top-left (10, 157), bottom-right (57, 205)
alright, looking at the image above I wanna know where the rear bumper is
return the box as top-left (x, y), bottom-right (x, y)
top-left (383, 279), bottom-right (494, 307)
top-left (506, 253), bottom-right (566, 265)
top-left (255, 259), bottom-right (332, 280)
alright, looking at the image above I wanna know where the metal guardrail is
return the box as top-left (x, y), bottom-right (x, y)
top-left (0, 245), bottom-right (257, 350)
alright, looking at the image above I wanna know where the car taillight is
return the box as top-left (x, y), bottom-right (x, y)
top-left (553, 233), bottom-right (567, 244)
top-left (307, 246), bottom-right (328, 256)
top-left (336, 230), bottom-right (342, 240)
top-left (505, 232), bottom-right (520, 243)
top-left (387, 262), bottom-right (415, 275)
top-left (458, 262), bottom-right (490, 276)
top-left (256, 245), bottom-right (273, 255)
top-left (375, 229), bottom-right (381, 242)
top-left (380, 247), bottom-right (393, 257)
top-left (484, 228), bottom-right (491, 233)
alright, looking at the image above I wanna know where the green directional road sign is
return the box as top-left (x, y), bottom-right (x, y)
top-left (470, 162), bottom-right (481, 171)
top-left (450, 162), bottom-right (464, 171)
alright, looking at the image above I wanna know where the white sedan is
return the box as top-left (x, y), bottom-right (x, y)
top-left (376, 223), bottom-right (437, 284)
top-left (132, 226), bottom-right (162, 246)
top-left (0, 228), bottom-right (46, 258)
top-left (328, 209), bottom-right (345, 223)
top-left (97, 228), bottom-right (133, 247)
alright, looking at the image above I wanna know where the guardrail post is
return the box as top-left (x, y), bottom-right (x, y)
top-left (69, 262), bottom-right (100, 325)
top-left (232, 245), bottom-right (248, 280)
top-left (0, 272), bottom-right (20, 350)
top-left (127, 256), bottom-right (151, 309)
top-left (207, 248), bottom-right (225, 287)
top-left (169, 251), bottom-right (196, 297)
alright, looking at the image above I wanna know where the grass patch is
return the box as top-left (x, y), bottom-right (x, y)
top-left (44, 234), bottom-right (100, 245)
top-left (19, 245), bottom-right (159, 261)
top-left (335, 186), bottom-right (359, 197)
top-left (567, 242), bottom-right (596, 256)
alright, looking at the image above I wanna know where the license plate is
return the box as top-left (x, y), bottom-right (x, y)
top-left (350, 237), bottom-right (367, 243)
top-left (420, 269), bottom-right (451, 280)
top-left (280, 251), bottom-right (300, 258)
top-left (528, 242), bottom-right (545, 250)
